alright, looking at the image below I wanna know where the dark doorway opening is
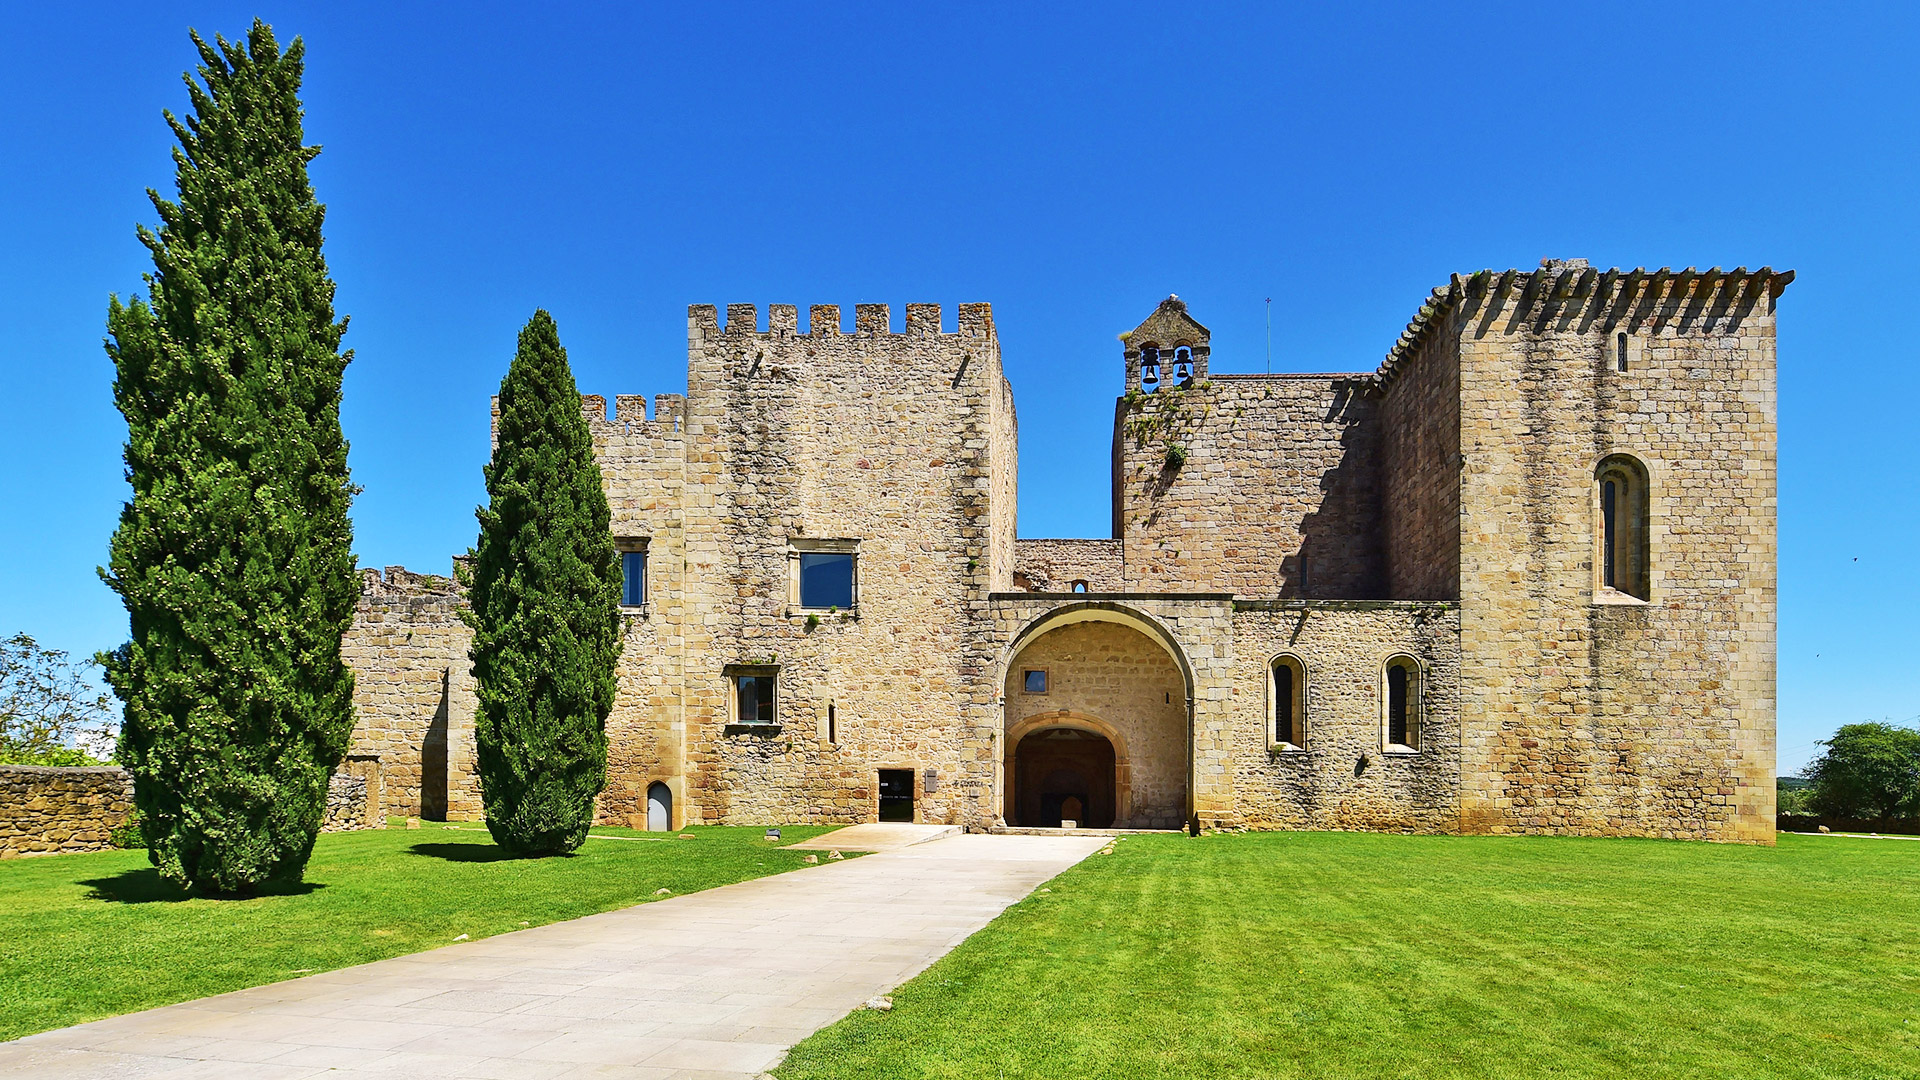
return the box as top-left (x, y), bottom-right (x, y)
top-left (1013, 728), bottom-right (1116, 828)
top-left (420, 670), bottom-right (451, 820)
top-left (877, 769), bottom-right (915, 822)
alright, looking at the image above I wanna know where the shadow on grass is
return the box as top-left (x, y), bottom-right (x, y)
top-left (81, 868), bottom-right (326, 903)
top-left (404, 842), bottom-right (554, 863)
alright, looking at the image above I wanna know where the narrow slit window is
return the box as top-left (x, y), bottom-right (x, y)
top-left (827, 702), bottom-right (836, 744)
top-left (1616, 332), bottom-right (1630, 372)
top-left (1601, 479), bottom-right (1618, 589)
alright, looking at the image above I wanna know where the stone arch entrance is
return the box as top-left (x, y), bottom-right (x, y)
top-left (1011, 724), bottom-right (1117, 828)
top-left (1001, 604), bottom-right (1191, 830)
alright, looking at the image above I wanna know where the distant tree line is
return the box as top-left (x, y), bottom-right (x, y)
top-left (1783, 722), bottom-right (1920, 822)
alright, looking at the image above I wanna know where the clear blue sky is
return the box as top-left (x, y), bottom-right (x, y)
top-left (2, 3), bottom-right (1914, 773)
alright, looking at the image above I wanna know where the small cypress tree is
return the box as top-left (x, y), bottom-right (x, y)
top-left (101, 21), bottom-right (357, 893)
top-left (465, 311), bottom-right (623, 856)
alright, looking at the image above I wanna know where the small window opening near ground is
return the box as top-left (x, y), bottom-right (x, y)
top-left (1595, 455), bottom-right (1650, 601)
top-left (734, 673), bottom-right (776, 726)
top-left (618, 542), bottom-right (648, 609)
top-left (1023, 669), bottom-right (1049, 694)
top-left (1271, 654), bottom-right (1305, 750)
top-left (790, 539), bottom-right (858, 611)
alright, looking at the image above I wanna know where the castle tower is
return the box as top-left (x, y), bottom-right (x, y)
top-left (1122, 295), bottom-right (1209, 392)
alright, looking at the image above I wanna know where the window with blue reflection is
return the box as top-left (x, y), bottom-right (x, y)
top-left (799, 552), bottom-right (855, 609)
top-left (621, 550), bottom-right (646, 608)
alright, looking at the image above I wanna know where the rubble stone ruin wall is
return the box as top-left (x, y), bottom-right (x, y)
top-left (342, 567), bottom-right (479, 821)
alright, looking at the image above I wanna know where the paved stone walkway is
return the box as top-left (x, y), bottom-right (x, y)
top-left (0, 833), bottom-right (1104, 1079)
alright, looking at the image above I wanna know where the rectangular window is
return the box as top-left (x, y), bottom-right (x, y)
top-left (621, 549), bottom-right (647, 608)
top-left (735, 674), bottom-right (776, 726)
top-left (799, 552), bottom-right (854, 609)
top-left (1023, 669), bottom-right (1049, 694)
top-left (789, 539), bottom-right (859, 612)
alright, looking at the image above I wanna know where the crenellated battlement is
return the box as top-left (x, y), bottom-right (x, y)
top-left (577, 393), bottom-right (687, 431)
top-left (687, 302), bottom-right (995, 340)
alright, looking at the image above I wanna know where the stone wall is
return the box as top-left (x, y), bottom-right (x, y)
top-left (1227, 602), bottom-right (1461, 832)
top-left (1377, 303), bottom-right (1463, 601)
top-left (1115, 375), bottom-right (1383, 599)
top-left (0, 765), bottom-right (132, 857)
top-left (1447, 265), bottom-right (1782, 843)
top-left (584, 303), bottom-right (1015, 828)
top-left (1013, 538), bottom-right (1123, 592)
top-left (342, 567), bottom-right (479, 820)
top-left (1, 765), bottom-right (374, 857)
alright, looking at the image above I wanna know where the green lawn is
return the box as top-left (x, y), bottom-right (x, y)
top-left (777, 832), bottom-right (1920, 1080)
top-left (0, 822), bottom-right (844, 1042)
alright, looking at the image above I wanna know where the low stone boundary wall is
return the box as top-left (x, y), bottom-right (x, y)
top-left (2, 761), bottom-right (381, 858)
top-left (0, 765), bottom-right (133, 858)
top-left (1778, 813), bottom-right (1920, 836)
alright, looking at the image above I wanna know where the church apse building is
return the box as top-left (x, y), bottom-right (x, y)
top-left (344, 260), bottom-right (1785, 843)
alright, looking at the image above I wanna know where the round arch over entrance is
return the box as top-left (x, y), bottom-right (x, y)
top-left (1000, 602), bottom-right (1197, 700)
top-left (1006, 712), bottom-right (1130, 828)
top-left (1001, 603), bottom-right (1192, 830)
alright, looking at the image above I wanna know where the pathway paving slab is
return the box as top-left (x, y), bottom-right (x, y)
top-left (0, 833), bottom-right (1104, 1079)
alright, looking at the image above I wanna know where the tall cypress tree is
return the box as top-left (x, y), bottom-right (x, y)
top-left (465, 312), bottom-right (622, 856)
top-left (102, 21), bottom-right (357, 894)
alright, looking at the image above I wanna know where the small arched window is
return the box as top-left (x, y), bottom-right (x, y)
top-left (1270, 654), bottom-right (1305, 750)
top-left (1140, 345), bottom-right (1161, 392)
top-left (1070, 580), bottom-right (1089, 593)
top-left (1616, 331), bottom-right (1630, 372)
top-left (1173, 346), bottom-right (1194, 385)
top-left (1596, 455), bottom-right (1650, 600)
top-left (1383, 656), bottom-right (1421, 752)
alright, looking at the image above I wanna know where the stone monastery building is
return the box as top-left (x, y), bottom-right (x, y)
top-left (346, 260), bottom-right (1786, 844)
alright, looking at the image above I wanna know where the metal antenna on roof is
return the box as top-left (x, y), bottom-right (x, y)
top-left (1265, 297), bottom-right (1272, 373)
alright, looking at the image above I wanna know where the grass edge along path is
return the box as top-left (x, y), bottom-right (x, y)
top-left (775, 831), bottom-right (1920, 1080)
top-left (0, 823), bottom-right (848, 1042)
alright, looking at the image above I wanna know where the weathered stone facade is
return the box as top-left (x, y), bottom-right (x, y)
top-left (348, 264), bottom-right (1783, 843)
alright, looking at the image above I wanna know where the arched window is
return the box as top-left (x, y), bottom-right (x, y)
top-left (1616, 331), bottom-right (1630, 372)
top-left (1070, 580), bottom-right (1089, 593)
top-left (1383, 655), bottom-right (1421, 752)
top-left (1596, 455), bottom-right (1650, 600)
top-left (1173, 346), bottom-right (1194, 385)
top-left (1140, 345), bottom-right (1161, 392)
top-left (1270, 654), bottom-right (1305, 750)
